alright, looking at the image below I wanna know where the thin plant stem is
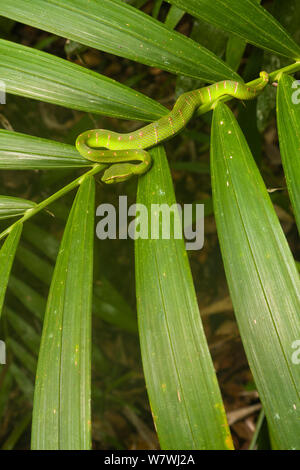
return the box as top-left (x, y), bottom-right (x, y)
top-left (249, 408), bottom-right (266, 450)
top-left (0, 164), bottom-right (104, 242)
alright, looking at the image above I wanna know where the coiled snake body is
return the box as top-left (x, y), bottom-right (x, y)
top-left (76, 72), bottom-right (269, 183)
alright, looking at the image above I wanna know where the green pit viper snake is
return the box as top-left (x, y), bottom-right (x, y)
top-left (76, 71), bottom-right (269, 184)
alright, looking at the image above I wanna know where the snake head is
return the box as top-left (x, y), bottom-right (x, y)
top-left (101, 163), bottom-right (136, 184)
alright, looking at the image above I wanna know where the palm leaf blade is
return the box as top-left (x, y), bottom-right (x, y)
top-left (211, 103), bottom-right (300, 450)
top-left (135, 146), bottom-right (233, 450)
top-left (31, 177), bottom-right (95, 450)
top-left (0, 0), bottom-right (239, 82)
top-left (277, 73), bottom-right (300, 232)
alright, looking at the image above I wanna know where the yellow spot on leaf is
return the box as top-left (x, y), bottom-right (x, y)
top-left (225, 433), bottom-right (234, 450)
